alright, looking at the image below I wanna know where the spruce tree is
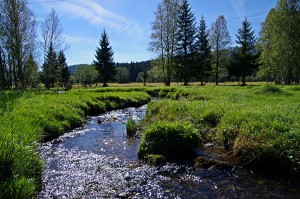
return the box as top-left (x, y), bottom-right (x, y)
top-left (232, 18), bottom-right (259, 86)
top-left (57, 51), bottom-right (70, 88)
top-left (42, 43), bottom-right (57, 89)
top-left (195, 16), bottom-right (212, 85)
top-left (176, 0), bottom-right (197, 85)
top-left (93, 30), bottom-right (116, 87)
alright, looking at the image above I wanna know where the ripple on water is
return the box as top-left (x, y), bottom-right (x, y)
top-left (39, 105), bottom-right (300, 198)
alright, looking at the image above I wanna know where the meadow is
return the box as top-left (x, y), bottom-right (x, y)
top-left (139, 84), bottom-right (300, 172)
top-left (0, 89), bottom-right (150, 198)
top-left (1, 84), bottom-right (299, 198)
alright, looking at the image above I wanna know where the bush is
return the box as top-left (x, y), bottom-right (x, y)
top-left (138, 121), bottom-right (200, 160)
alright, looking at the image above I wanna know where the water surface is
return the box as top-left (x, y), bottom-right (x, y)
top-left (39, 105), bottom-right (300, 198)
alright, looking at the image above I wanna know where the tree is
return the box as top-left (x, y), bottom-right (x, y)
top-left (231, 18), bottom-right (260, 86)
top-left (116, 67), bottom-right (130, 83)
top-left (209, 15), bottom-right (231, 85)
top-left (0, 0), bottom-right (37, 88)
top-left (24, 53), bottom-right (39, 88)
top-left (41, 8), bottom-right (66, 59)
top-left (57, 51), bottom-right (70, 88)
top-left (42, 43), bottom-right (57, 89)
top-left (93, 30), bottom-right (116, 87)
top-left (258, 0), bottom-right (300, 84)
top-left (195, 16), bottom-right (212, 85)
top-left (142, 69), bottom-right (149, 86)
top-left (149, 0), bottom-right (179, 86)
top-left (176, 0), bottom-right (197, 86)
top-left (74, 65), bottom-right (98, 87)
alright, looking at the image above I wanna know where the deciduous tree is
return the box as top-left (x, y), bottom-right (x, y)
top-left (0, 0), bottom-right (37, 88)
top-left (209, 15), bottom-right (231, 85)
top-left (149, 0), bottom-right (179, 86)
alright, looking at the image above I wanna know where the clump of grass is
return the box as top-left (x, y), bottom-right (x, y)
top-left (126, 118), bottom-right (137, 136)
top-left (138, 121), bottom-right (199, 160)
top-left (255, 84), bottom-right (284, 95)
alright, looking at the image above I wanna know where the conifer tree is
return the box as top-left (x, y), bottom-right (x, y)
top-left (57, 51), bottom-right (70, 88)
top-left (42, 43), bottom-right (57, 89)
top-left (195, 16), bottom-right (212, 85)
top-left (231, 18), bottom-right (259, 86)
top-left (93, 30), bottom-right (116, 87)
top-left (176, 0), bottom-right (197, 85)
top-left (24, 53), bottom-right (39, 88)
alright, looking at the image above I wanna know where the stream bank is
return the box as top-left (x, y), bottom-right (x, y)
top-left (39, 104), bottom-right (300, 198)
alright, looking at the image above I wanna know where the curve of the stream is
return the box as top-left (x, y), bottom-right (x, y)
top-left (39, 105), bottom-right (300, 198)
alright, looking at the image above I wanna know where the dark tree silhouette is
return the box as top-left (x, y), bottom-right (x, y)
top-left (42, 43), bottom-right (58, 89)
top-left (176, 0), bottom-right (197, 86)
top-left (93, 30), bottom-right (116, 87)
top-left (195, 16), bottom-right (212, 85)
top-left (231, 18), bottom-right (259, 86)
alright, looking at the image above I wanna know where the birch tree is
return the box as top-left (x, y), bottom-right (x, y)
top-left (149, 0), bottom-right (179, 86)
top-left (209, 15), bottom-right (231, 85)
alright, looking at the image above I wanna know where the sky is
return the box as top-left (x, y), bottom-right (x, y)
top-left (27, 0), bottom-right (278, 65)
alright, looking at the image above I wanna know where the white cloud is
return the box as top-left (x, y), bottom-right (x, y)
top-left (230, 0), bottom-right (246, 21)
top-left (56, 0), bottom-right (145, 39)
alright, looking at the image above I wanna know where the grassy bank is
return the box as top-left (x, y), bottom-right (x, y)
top-left (0, 89), bottom-right (150, 198)
top-left (140, 85), bottom-right (300, 172)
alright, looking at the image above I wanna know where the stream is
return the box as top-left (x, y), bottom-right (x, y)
top-left (39, 105), bottom-right (300, 198)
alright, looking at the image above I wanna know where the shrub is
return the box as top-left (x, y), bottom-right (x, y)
top-left (138, 121), bottom-right (199, 160)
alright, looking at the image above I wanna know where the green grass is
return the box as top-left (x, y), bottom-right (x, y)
top-left (138, 121), bottom-right (199, 160)
top-left (0, 88), bottom-right (150, 198)
top-left (141, 85), bottom-right (300, 172)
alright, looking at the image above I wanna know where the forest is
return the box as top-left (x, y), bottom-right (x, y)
top-left (0, 0), bottom-right (299, 89)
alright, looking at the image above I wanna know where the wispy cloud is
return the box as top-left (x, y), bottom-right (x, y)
top-left (55, 0), bottom-right (144, 39)
top-left (230, 0), bottom-right (246, 21)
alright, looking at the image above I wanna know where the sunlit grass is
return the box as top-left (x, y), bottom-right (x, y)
top-left (141, 84), bottom-right (300, 172)
top-left (0, 89), bottom-right (150, 198)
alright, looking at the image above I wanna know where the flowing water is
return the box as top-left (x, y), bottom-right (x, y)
top-left (39, 105), bottom-right (300, 198)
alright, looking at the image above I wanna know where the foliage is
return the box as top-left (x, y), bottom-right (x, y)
top-left (93, 29), bottom-right (116, 87)
top-left (138, 121), bottom-right (199, 160)
top-left (0, 0), bottom-right (37, 89)
top-left (230, 18), bottom-right (260, 86)
top-left (176, 0), bottom-right (197, 85)
top-left (195, 16), bottom-right (212, 85)
top-left (74, 65), bottom-right (99, 87)
top-left (258, 0), bottom-right (300, 84)
top-left (116, 67), bottom-right (130, 83)
top-left (42, 43), bottom-right (58, 89)
top-left (149, 0), bottom-right (179, 86)
top-left (209, 15), bottom-right (231, 85)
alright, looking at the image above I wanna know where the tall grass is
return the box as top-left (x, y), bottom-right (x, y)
top-left (0, 89), bottom-right (150, 198)
top-left (141, 85), bottom-right (300, 172)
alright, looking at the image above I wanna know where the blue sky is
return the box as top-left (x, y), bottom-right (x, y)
top-left (28, 0), bottom-right (277, 65)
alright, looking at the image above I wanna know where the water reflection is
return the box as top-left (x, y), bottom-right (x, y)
top-left (39, 105), bottom-right (300, 198)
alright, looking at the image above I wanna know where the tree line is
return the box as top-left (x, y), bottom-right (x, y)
top-left (1, 0), bottom-right (299, 89)
top-left (0, 1), bottom-right (70, 90)
top-left (149, 0), bottom-right (300, 86)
